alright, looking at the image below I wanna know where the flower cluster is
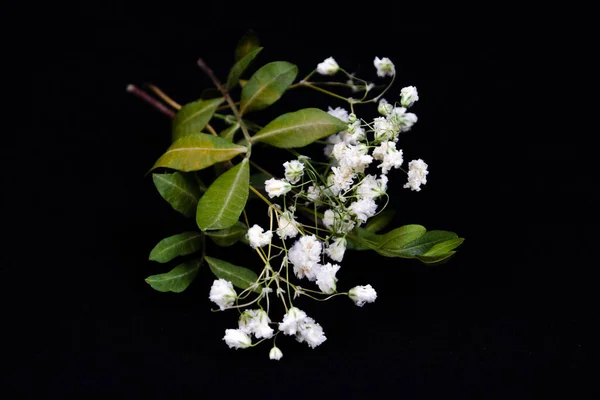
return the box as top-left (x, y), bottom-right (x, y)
top-left (207, 56), bottom-right (429, 360)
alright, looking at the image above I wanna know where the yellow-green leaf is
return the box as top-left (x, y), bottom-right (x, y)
top-left (149, 232), bottom-right (203, 263)
top-left (226, 47), bottom-right (263, 90)
top-left (151, 133), bottom-right (247, 172)
top-left (235, 30), bottom-right (260, 62)
top-left (251, 108), bottom-right (347, 148)
top-left (205, 222), bottom-right (247, 247)
top-left (205, 256), bottom-right (258, 290)
top-left (240, 61), bottom-right (298, 115)
top-left (172, 97), bottom-right (224, 141)
top-left (152, 172), bottom-right (201, 218)
top-left (196, 159), bottom-right (250, 230)
top-left (145, 259), bottom-right (202, 293)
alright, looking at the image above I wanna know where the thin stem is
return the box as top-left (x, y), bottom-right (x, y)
top-left (249, 160), bottom-right (274, 178)
top-left (300, 82), bottom-right (349, 102)
top-left (126, 84), bottom-right (175, 118)
top-left (197, 58), bottom-right (253, 152)
top-left (205, 123), bottom-right (218, 136)
top-left (146, 84), bottom-right (182, 110)
top-left (249, 184), bottom-right (273, 208)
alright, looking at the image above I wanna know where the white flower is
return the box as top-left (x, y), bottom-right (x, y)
top-left (323, 132), bottom-right (343, 157)
top-left (347, 120), bottom-right (366, 143)
top-left (373, 57), bottom-right (395, 77)
top-left (238, 309), bottom-right (274, 339)
top-left (209, 279), bottom-right (237, 310)
top-left (348, 198), bottom-right (378, 223)
top-left (246, 224), bottom-right (272, 249)
top-left (356, 174), bottom-right (388, 199)
top-left (305, 185), bottom-right (322, 204)
top-left (283, 160), bottom-right (305, 184)
top-left (403, 159), bottom-right (429, 191)
top-left (269, 346), bottom-right (283, 361)
top-left (288, 235), bottom-right (323, 281)
top-left (279, 307), bottom-right (307, 335)
top-left (388, 107), bottom-right (418, 132)
top-left (223, 329), bottom-right (252, 349)
top-left (325, 237), bottom-right (347, 262)
top-left (316, 262), bottom-right (340, 294)
top-left (296, 317), bottom-right (327, 348)
top-left (330, 166), bottom-right (356, 195)
top-left (265, 178), bottom-right (292, 198)
top-left (317, 57), bottom-right (339, 75)
top-left (400, 86), bottom-right (419, 108)
top-left (327, 106), bottom-right (349, 123)
top-left (349, 284), bottom-right (377, 307)
top-left (373, 117), bottom-right (398, 143)
top-left (373, 141), bottom-right (403, 174)
top-left (378, 98), bottom-right (393, 116)
top-left (323, 209), bottom-right (356, 235)
top-left (277, 210), bottom-right (300, 240)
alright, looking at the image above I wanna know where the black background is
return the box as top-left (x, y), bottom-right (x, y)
top-left (8, 3), bottom-right (596, 398)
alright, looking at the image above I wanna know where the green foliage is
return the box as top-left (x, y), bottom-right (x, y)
top-left (205, 222), bottom-right (247, 247)
top-left (235, 30), bottom-right (260, 62)
top-left (252, 108), bottom-right (348, 148)
top-left (364, 209), bottom-right (396, 233)
top-left (145, 259), bottom-right (202, 293)
top-left (205, 256), bottom-right (259, 290)
top-left (149, 232), bottom-right (203, 263)
top-left (196, 159), bottom-right (250, 231)
top-left (219, 123), bottom-right (240, 142)
top-left (226, 47), bottom-right (263, 90)
top-left (172, 98), bottom-right (224, 141)
top-left (151, 133), bottom-right (247, 172)
top-left (152, 172), bottom-right (201, 218)
top-left (240, 61), bottom-right (298, 115)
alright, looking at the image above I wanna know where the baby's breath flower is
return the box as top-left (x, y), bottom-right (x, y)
top-left (373, 141), bottom-right (403, 174)
top-left (400, 86), bottom-right (419, 108)
top-left (378, 98), bottom-right (393, 116)
top-left (265, 178), bottom-right (292, 198)
top-left (373, 56), bottom-right (395, 77)
top-left (223, 329), bottom-right (252, 349)
top-left (389, 107), bottom-right (418, 132)
top-left (348, 198), bottom-right (378, 223)
top-left (327, 106), bottom-right (349, 123)
top-left (288, 235), bottom-right (323, 281)
top-left (323, 209), bottom-right (356, 235)
top-left (209, 279), bottom-right (237, 310)
top-left (373, 116), bottom-right (398, 143)
top-left (246, 224), bottom-right (272, 249)
top-left (296, 317), bottom-right (327, 348)
top-left (347, 120), bottom-right (366, 143)
top-left (348, 285), bottom-right (377, 307)
top-left (315, 262), bottom-right (340, 294)
top-left (330, 166), bottom-right (356, 195)
top-left (403, 159), bottom-right (429, 191)
top-left (269, 346), bottom-right (283, 360)
top-left (283, 160), bottom-right (304, 184)
top-left (316, 57), bottom-right (339, 75)
top-left (279, 307), bottom-right (307, 335)
top-left (356, 174), bottom-right (388, 199)
top-left (277, 210), bottom-right (300, 240)
top-left (325, 237), bottom-right (347, 262)
top-left (238, 309), bottom-right (274, 339)
top-left (305, 185), bottom-right (322, 204)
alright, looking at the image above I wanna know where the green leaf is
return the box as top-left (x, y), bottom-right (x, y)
top-left (251, 108), bottom-right (347, 148)
top-left (196, 159), bottom-right (250, 230)
top-left (226, 47), bottom-right (263, 91)
top-left (388, 230), bottom-right (458, 257)
top-left (172, 97), bottom-right (224, 141)
top-left (152, 172), bottom-right (201, 218)
top-left (248, 172), bottom-right (271, 201)
top-left (423, 238), bottom-right (465, 257)
top-left (219, 123), bottom-right (240, 142)
top-left (205, 256), bottom-right (258, 290)
top-left (205, 222), bottom-right (247, 247)
top-left (240, 61), bottom-right (298, 115)
top-left (377, 225), bottom-right (427, 251)
top-left (417, 252), bottom-right (457, 265)
top-left (151, 133), bottom-right (247, 172)
top-left (145, 259), bottom-right (202, 293)
top-left (149, 232), bottom-right (203, 263)
top-left (364, 209), bottom-right (396, 233)
top-left (235, 29), bottom-right (260, 62)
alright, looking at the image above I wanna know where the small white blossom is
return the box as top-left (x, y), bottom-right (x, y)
top-left (323, 209), bottom-right (356, 235)
top-left (327, 106), bottom-right (349, 123)
top-left (373, 141), bottom-right (403, 174)
top-left (315, 262), bottom-right (340, 294)
top-left (373, 57), bottom-right (395, 77)
top-left (347, 121), bottom-right (366, 143)
top-left (400, 86), bottom-right (419, 108)
top-left (325, 237), bottom-right (347, 262)
top-left (265, 178), bottom-right (292, 198)
top-left (209, 279), bottom-right (237, 310)
top-left (277, 210), bottom-right (300, 240)
top-left (373, 116), bottom-right (398, 143)
top-left (378, 98), bottom-right (394, 115)
top-left (294, 286), bottom-right (304, 299)
top-left (389, 107), bottom-right (418, 132)
top-left (288, 235), bottom-right (323, 281)
top-left (357, 174), bottom-right (388, 199)
top-left (348, 198), bottom-right (378, 223)
top-left (317, 57), bottom-right (339, 75)
top-left (283, 160), bottom-right (304, 184)
top-left (279, 307), bottom-right (307, 335)
top-left (403, 159), bottom-right (429, 191)
top-left (238, 309), bottom-right (274, 339)
top-left (269, 346), bottom-right (283, 361)
top-left (223, 329), bottom-right (252, 349)
top-left (305, 185), bottom-right (322, 204)
top-left (296, 317), bottom-right (327, 348)
top-left (246, 224), bottom-right (272, 249)
top-left (349, 284), bottom-right (377, 307)
top-left (329, 166), bottom-right (356, 196)
top-left (323, 132), bottom-right (342, 157)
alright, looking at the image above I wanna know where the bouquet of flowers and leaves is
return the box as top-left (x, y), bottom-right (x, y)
top-left (128, 30), bottom-right (464, 360)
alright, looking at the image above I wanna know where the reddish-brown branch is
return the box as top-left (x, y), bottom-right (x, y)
top-left (126, 84), bottom-right (175, 118)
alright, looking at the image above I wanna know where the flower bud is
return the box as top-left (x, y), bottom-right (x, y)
top-left (377, 98), bottom-right (393, 116)
top-left (349, 284), bottom-right (377, 307)
top-left (223, 329), bottom-right (252, 349)
top-left (269, 346), bottom-right (283, 360)
top-left (264, 178), bottom-right (292, 198)
top-left (373, 57), bottom-right (395, 77)
top-left (316, 57), bottom-right (339, 75)
top-left (400, 86), bottom-right (419, 108)
top-left (347, 113), bottom-right (357, 124)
